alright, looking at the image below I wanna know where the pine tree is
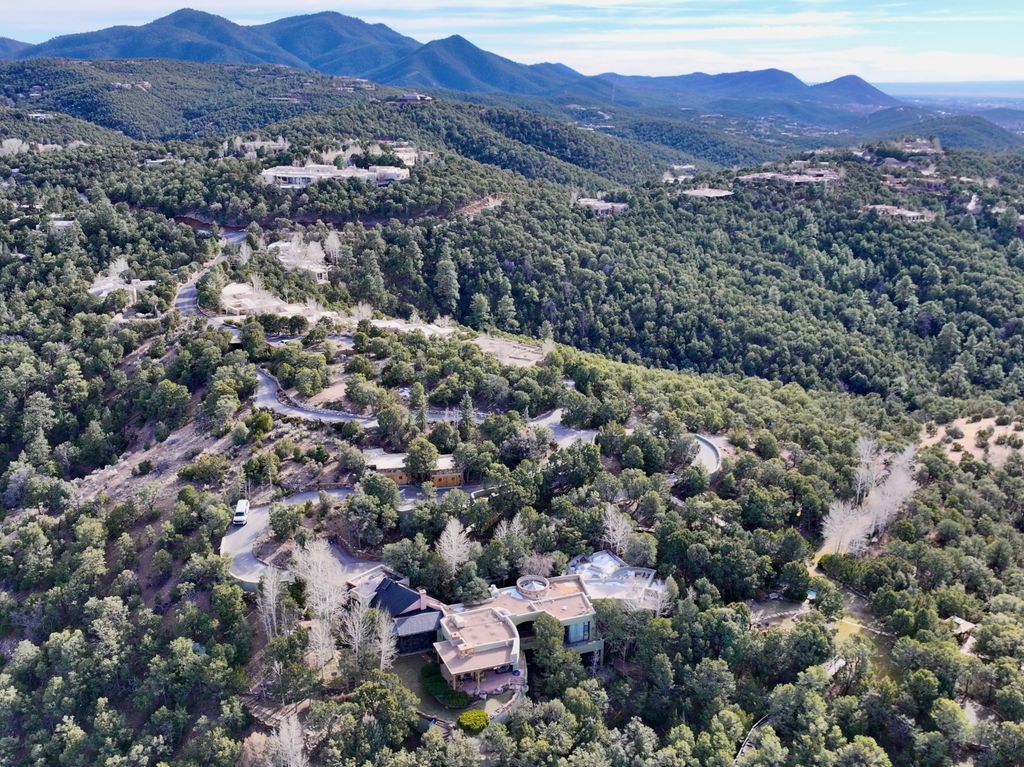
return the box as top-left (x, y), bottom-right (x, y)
top-left (434, 252), bottom-right (460, 315)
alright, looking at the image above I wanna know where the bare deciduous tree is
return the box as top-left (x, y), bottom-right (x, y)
top-left (372, 608), bottom-right (398, 672)
top-left (268, 713), bottom-right (308, 767)
top-left (866, 446), bottom-right (917, 537)
top-left (291, 538), bottom-right (344, 623)
top-left (822, 499), bottom-right (860, 554)
top-left (521, 552), bottom-right (556, 577)
top-left (336, 591), bottom-right (373, 662)
top-left (853, 437), bottom-right (879, 503)
top-left (257, 568), bottom-right (286, 640)
top-left (324, 232), bottom-right (341, 262)
top-left (308, 617), bottom-right (335, 680)
top-left (437, 517), bottom-right (472, 574)
top-left (305, 240), bottom-right (327, 269)
top-left (602, 507), bottom-right (634, 556)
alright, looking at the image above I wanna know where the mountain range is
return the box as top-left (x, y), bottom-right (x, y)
top-left (1, 9), bottom-right (899, 115)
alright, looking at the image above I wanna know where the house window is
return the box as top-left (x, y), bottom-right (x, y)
top-left (566, 621), bottom-right (590, 644)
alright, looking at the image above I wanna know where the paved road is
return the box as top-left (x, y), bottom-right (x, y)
top-left (173, 251), bottom-right (226, 316)
top-left (221, 482), bottom-right (481, 589)
top-left (176, 250), bottom-right (718, 475)
top-left (253, 368), bottom-right (721, 476)
top-left (179, 250), bottom-right (722, 588)
top-left (255, 369), bottom-right (376, 426)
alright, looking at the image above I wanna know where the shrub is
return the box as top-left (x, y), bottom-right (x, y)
top-left (727, 429), bottom-right (750, 449)
top-left (179, 454), bottom-right (229, 484)
top-left (457, 710), bottom-right (489, 734)
top-left (420, 664), bottom-right (472, 708)
top-left (269, 503), bottom-right (301, 540)
top-left (753, 430), bottom-right (780, 459)
top-left (150, 549), bottom-right (174, 585)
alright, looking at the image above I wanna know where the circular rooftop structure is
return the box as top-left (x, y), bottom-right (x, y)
top-left (516, 575), bottom-right (550, 599)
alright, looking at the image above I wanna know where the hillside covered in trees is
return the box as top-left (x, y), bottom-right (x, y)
top-left (0, 62), bottom-right (1023, 767)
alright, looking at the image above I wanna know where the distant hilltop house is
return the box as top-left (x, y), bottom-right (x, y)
top-left (862, 204), bottom-right (936, 223)
top-left (889, 136), bottom-right (943, 156)
top-left (737, 165), bottom-right (842, 185)
top-left (331, 77), bottom-right (375, 92)
top-left (363, 448), bottom-right (464, 488)
top-left (393, 93), bottom-right (434, 103)
top-left (260, 163), bottom-right (409, 189)
top-left (576, 198), bottom-right (629, 217)
top-left (234, 136), bottom-right (290, 158)
top-left (881, 157), bottom-right (915, 170)
top-left (663, 164), bottom-right (697, 183)
top-left (681, 187), bottom-right (734, 199)
top-left (88, 256), bottom-right (156, 305)
top-left (46, 214), bottom-right (77, 233)
top-left (1, 138), bottom-right (89, 157)
top-left (378, 140), bottom-right (432, 167)
top-left (325, 139), bottom-right (430, 169)
top-left (144, 157), bottom-right (184, 167)
top-left (882, 174), bottom-right (946, 194)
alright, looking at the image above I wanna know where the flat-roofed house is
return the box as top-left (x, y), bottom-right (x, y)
top-left (682, 187), bottom-right (734, 199)
top-left (369, 165), bottom-right (410, 185)
top-left (863, 204), bottom-right (936, 223)
top-left (567, 549), bottom-right (668, 611)
top-left (576, 198), bottom-right (629, 217)
top-left (260, 164), bottom-right (350, 189)
top-left (434, 608), bottom-right (522, 695)
top-left (261, 164), bottom-right (410, 189)
top-left (363, 449), bottom-right (464, 487)
top-left (436, 574), bottom-right (603, 696)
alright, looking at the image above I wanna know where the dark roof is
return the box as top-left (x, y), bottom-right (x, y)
top-left (373, 578), bottom-right (423, 617)
top-left (394, 610), bottom-right (441, 637)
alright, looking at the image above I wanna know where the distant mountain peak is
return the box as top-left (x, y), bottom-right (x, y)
top-left (153, 8), bottom-right (227, 25)
top-left (7, 8), bottom-right (901, 113)
top-left (812, 74), bottom-right (900, 106)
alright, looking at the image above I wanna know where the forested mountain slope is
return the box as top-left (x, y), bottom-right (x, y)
top-left (0, 108), bottom-right (128, 146)
top-left (27, 102), bottom-right (1018, 406)
top-left (0, 58), bottom-right (374, 140)
top-left (2, 70), bottom-right (1024, 767)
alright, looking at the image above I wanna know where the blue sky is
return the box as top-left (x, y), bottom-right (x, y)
top-left (7, 1), bottom-right (1024, 82)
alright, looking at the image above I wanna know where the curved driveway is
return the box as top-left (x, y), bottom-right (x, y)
top-left (220, 482), bottom-right (480, 589)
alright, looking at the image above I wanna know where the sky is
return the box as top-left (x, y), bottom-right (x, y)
top-left (5, 1), bottom-right (1024, 83)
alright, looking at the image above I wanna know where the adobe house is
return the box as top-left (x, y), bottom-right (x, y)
top-left (434, 575), bottom-right (602, 696)
top-left (363, 450), bottom-right (465, 488)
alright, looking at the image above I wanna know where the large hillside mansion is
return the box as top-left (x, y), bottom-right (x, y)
top-left (260, 163), bottom-right (410, 189)
top-left (351, 551), bottom-right (666, 698)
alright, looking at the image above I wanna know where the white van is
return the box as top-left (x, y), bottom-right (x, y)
top-left (233, 499), bottom-right (250, 526)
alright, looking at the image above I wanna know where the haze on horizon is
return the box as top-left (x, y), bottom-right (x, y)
top-left (4, 0), bottom-right (1024, 84)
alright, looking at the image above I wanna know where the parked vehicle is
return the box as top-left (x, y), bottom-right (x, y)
top-left (233, 499), bottom-right (250, 526)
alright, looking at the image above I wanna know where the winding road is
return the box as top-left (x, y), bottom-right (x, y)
top-left (177, 247), bottom-right (722, 587)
